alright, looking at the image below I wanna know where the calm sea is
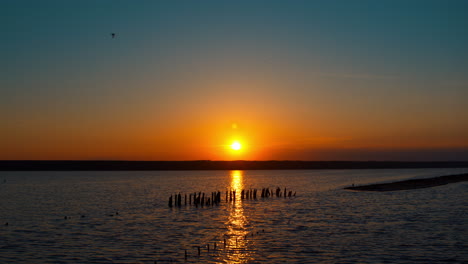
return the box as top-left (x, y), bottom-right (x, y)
top-left (1, 168), bottom-right (467, 263)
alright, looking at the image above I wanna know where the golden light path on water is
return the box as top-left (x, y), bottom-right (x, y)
top-left (224, 170), bottom-right (251, 263)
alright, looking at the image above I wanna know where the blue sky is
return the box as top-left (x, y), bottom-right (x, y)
top-left (1, 0), bottom-right (467, 160)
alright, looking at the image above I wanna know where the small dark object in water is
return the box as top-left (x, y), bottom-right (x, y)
top-left (111, 33), bottom-right (116, 38)
top-left (197, 246), bottom-right (201, 255)
top-left (64, 216), bottom-right (68, 219)
top-left (184, 249), bottom-right (187, 260)
top-left (5, 222), bottom-right (8, 226)
top-left (207, 243), bottom-right (210, 251)
top-left (168, 195), bottom-right (173, 207)
top-left (81, 215), bottom-right (85, 218)
top-left (116, 211), bottom-right (119, 215)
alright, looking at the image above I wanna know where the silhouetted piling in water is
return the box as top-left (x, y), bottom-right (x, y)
top-left (197, 246), bottom-right (201, 255)
top-left (168, 186), bottom-right (294, 207)
top-left (184, 249), bottom-right (187, 260)
top-left (207, 243), bottom-right (210, 251)
top-left (214, 242), bottom-right (217, 250)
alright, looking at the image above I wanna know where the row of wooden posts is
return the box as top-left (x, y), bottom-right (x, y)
top-left (168, 187), bottom-right (296, 208)
top-left (154, 229), bottom-right (267, 263)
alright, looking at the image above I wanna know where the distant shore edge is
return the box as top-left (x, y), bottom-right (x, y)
top-left (344, 173), bottom-right (468, 192)
top-left (1, 160), bottom-right (468, 171)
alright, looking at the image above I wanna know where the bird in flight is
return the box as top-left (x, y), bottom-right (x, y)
top-left (111, 33), bottom-right (116, 38)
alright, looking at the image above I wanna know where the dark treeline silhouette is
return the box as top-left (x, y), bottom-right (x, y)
top-left (1, 160), bottom-right (468, 171)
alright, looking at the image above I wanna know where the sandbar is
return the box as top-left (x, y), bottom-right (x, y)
top-left (344, 173), bottom-right (468, 192)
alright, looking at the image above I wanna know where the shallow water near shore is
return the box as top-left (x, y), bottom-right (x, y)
top-left (1, 168), bottom-right (467, 263)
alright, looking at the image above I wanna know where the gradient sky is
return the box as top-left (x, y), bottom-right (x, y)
top-left (1, 0), bottom-right (468, 161)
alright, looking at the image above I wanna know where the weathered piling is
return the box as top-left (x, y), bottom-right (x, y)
top-left (168, 195), bottom-right (173, 207)
top-left (168, 186), bottom-right (295, 207)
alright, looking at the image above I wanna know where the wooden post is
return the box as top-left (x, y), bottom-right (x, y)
top-left (168, 195), bottom-right (173, 207)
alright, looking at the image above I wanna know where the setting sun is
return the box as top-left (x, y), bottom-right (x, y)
top-left (231, 141), bottom-right (242, 151)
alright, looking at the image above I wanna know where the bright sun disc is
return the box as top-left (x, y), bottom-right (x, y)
top-left (231, 141), bottom-right (241, 150)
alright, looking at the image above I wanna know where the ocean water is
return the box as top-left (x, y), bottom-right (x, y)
top-left (0, 168), bottom-right (467, 263)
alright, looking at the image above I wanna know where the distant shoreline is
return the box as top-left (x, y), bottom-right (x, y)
top-left (1, 160), bottom-right (468, 171)
top-left (344, 173), bottom-right (468, 192)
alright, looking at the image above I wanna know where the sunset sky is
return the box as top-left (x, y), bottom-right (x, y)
top-left (1, 0), bottom-right (467, 161)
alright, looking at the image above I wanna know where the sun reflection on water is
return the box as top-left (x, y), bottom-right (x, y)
top-left (224, 170), bottom-right (251, 263)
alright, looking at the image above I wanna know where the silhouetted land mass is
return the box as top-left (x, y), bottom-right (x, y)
top-left (345, 173), bottom-right (468, 192)
top-left (1, 160), bottom-right (468, 171)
